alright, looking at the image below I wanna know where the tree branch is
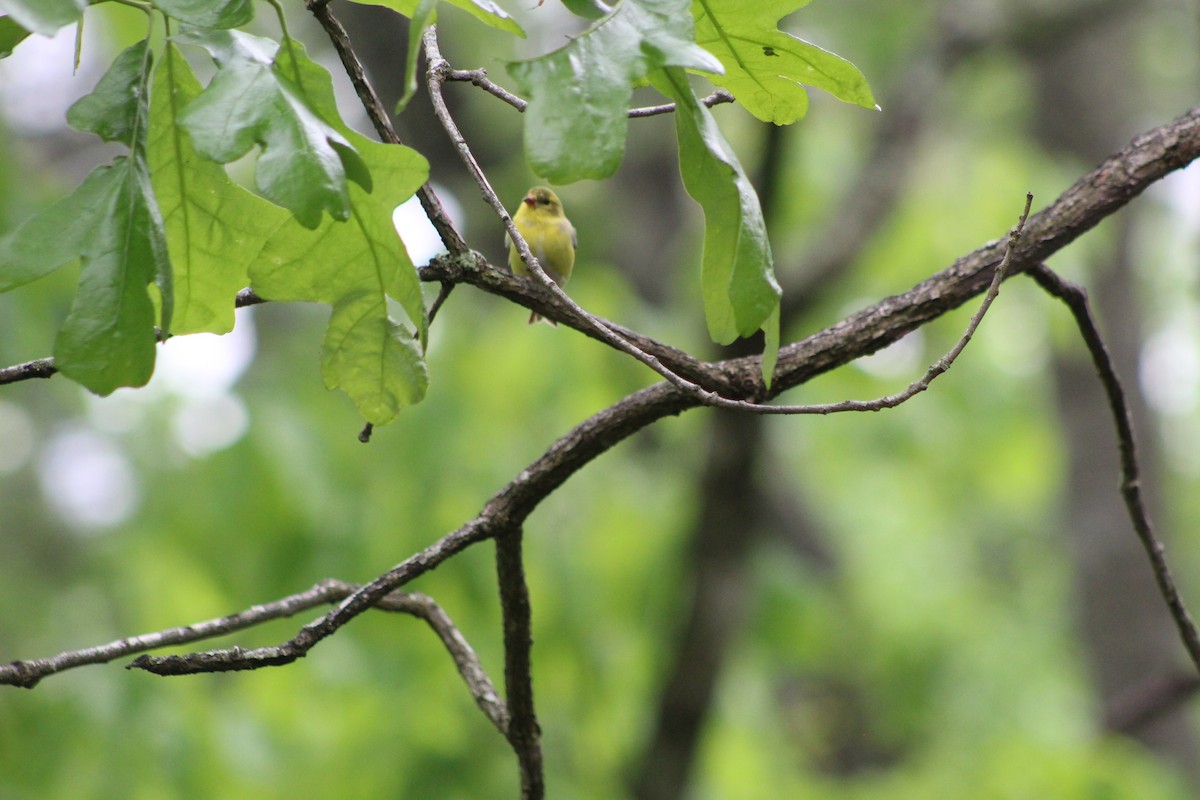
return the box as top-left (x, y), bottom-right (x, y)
top-left (2, 580), bottom-right (508, 732)
top-left (442, 65), bottom-right (733, 118)
top-left (495, 528), bottom-right (543, 799)
top-left (1028, 264), bottom-right (1200, 674)
top-left (419, 26), bottom-right (1045, 417)
top-left (4, 105), bottom-right (1198, 399)
top-left (3, 87), bottom-right (1199, 710)
top-left (306, 0), bottom-right (466, 256)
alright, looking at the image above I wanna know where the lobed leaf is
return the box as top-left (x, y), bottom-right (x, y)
top-left (176, 30), bottom-right (368, 229)
top-left (1, 37), bottom-right (173, 394)
top-left (148, 45), bottom-right (289, 334)
top-left (0, 16), bottom-right (31, 58)
top-left (347, 0), bottom-right (523, 37)
top-left (0, 0), bottom-right (85, 36)
top-left (53, 158), bottom-right (171, 395)
top-left (652, 67), bottom-right (780, 378)
top-left (322, 293), bottom-right (429, 421)
top-left (508, 0), bottom-right (722, 184)
top-left (66, 39), bottom-right (152, 145)
top-left (0, 166), bottom-right (129, 292)
top-left (692, 0), bottom-right (875, 125)
top-left (250, 135), bottom-right (430, 424)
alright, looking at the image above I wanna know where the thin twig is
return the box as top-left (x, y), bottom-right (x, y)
top-left (446, 68), bottom-right (527, 110)
top-left (423, 24), bottom-right (1026, 418)
top-left (0, 288), bottom-right (268, 386)
top-left (5, 104), bottom-right (1200, 400)
top-left (627, 89), bottom-right (735, 118)
top-left (306, 0), bottom-right (467, 256)
top-left (1028, 263), bottom-right (1200, 675)
top-left (6, 106), bottom-right (1199, 686)
top-left (495, 529), bottom-right (543, 798)
top-left (757, 192), bottom-right (1033, 415)
top-left (0, 356), bottom-right (56, 385)
top-left (1, 579), bottom-right (508, 732)
top-left (425, 280), bottom-right (455, 326)
top-left (421, 27), bottom-right (738, 405)
top-left (444, 66), bottom-right (734, 118)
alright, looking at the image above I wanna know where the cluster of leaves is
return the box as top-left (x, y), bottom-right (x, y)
top-left (0, 0), bottom-right (872, 423)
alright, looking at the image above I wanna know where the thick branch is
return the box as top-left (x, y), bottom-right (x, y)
top-left (4, 106), bottom-right (1198, 395)
top-left (495, 529), bottom-right (543, 798)
top-left (4, 92), bottom-right (1199, 691)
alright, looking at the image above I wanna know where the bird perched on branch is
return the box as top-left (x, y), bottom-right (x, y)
top-left (506, 186), bottom-right (576, 325)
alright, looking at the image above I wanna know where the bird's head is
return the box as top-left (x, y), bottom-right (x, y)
top-left (523, 186), bottom-right (564, 216)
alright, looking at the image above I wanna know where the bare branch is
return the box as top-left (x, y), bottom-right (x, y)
top-left (443, 65), bottom-right (733, 119)
top-left (495, 529), bottom-right (543, 798)
top-left (423, 192), bottom-right (1034, 417)
top-left (420, 27), bottom-right (750, 408)
top-left (1028, 264), bottom-right (1200, 675)
top-left (5, 96), bottom-right (1199, 688)
top-left (627, 89), bottom-right (735, 118)
top-left (306, 0), bottom-right (467, 256)
top-left (1, 288), bottom-right (268, 386)
top-left (0, 356), bottom-right (55, 385)
top-left (2, 579), bottom-right (507, 733)
top-left (445, 68), bottom-right (527, 111)
top-left (380, 587), bottom-right (509, 735)
top-left (5, 102), bottom-right (1198, 398)
top-left (745, 192), bottom-right (1033, 415)
top-left (420, 27), bottom-right (1034, 418)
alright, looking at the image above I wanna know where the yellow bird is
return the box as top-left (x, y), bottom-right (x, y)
top-left (507, 186), bottom-right (577, 325)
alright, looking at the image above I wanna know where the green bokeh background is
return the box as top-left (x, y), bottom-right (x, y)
top-left (2, 1), bottom-right (1199, 797)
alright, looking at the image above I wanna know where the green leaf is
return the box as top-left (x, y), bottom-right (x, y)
top-left (66, 39), bottom-right (152, 145)
top-left (0, 39), bottom-right (164, 305)
top-left (322, 293), bottom-right (428, 419)
top-left (651, 67), bottom-right (780, 357)
top-left (692, 0), bottom-right (875, 124)
top-left (251, 135), bottom-right (430, 424)
top-left (152, 0), bottom-right (254, 29)
top-left (0, 0), bottom-right (85, 36)
top-left (0, 17), bottom-right (32, 58)
top-left (393, 0), bottom-right (437, 114)
top-left (508, 0), bottom-right (722, 184)
top-left (148, 45), bottom-right (289, 334)
top-left (761, 304), bottom-right (779, 389)
top-left (7, 36), bottom-right (174, 394)
top-left (347, 0), bottom-right (523, 37)
top-left (54, 158), bottom-right (171, 395)
top-left (559, 0), bottom-right (610, 20)
top-left (0, 166), bottom-right (126, 292)
top-left (176, 30), bottom-right (368, 229)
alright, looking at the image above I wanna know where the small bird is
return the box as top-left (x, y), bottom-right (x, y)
top-left (507, 186), bottom-right (577, 325)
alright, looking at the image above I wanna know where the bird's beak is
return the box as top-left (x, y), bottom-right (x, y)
top-left (523, 195), bottom-right (536, 207)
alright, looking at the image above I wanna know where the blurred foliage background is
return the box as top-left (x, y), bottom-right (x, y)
top-left (2, 0), bottom-right (1200, 797)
